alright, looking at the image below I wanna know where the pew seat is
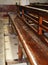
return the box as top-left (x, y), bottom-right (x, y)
top-left (8, 13), bottom-right (48, 65)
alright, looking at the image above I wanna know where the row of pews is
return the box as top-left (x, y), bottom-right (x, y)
top-left (17, 5), bottom-right (48, 45)
top-left (29, 3), bottom-right (48, 10)
top-left (0, 5), bottom-right (48, 65)
top-left (8, 5), bottom-right (48, 65)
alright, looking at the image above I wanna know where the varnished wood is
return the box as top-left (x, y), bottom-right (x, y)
top-left (0, 4), bottom-right (48, 65)
top-left (9, 13), bottom-right (48, 65)
top-left (18, 44), bottom-right (23, 60)
top-left (38, 16), bottom-right (43, 35)
top-left (16, 5), bottom-right (48, 46)
top-left (0, 5), bottom-right (16, 12)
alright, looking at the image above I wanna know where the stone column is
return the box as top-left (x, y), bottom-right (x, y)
top-left (20, 0), bottom-right (30, 5)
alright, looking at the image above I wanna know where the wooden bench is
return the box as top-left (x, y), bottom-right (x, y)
top-left (16, 5), bottom-right (48, 46)
top-left (8, 13), bottom-right (48, 65)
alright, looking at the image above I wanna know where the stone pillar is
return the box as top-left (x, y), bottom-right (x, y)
top-left (20, 0), bottom-right (30, 6)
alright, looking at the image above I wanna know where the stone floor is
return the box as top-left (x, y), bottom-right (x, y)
top-left (0, 18), bottom-right (5, 65)
top-left (8, 63), bottom-right (27, 65)
top-left (0, 17), bottom-right (28, 65)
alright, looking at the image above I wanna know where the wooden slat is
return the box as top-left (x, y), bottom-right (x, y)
top-left (24, 14), bottom-right (48, 32)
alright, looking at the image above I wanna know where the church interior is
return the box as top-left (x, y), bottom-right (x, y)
top-left (0, 0), bottom-right (48, 65)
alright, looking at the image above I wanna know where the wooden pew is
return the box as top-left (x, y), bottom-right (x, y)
top-left (29, 3), bottom-right (48, 10)
top-left (8, 13), bottom-right (48, 65)
top-left (0, 4), bottom-right (47, 65)
top-left (0, 5), bottom-right (16, 12)
top-left (16, 5), bottom-right (48, 46)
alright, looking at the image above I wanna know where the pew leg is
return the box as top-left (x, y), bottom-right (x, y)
top-left (9, 16), bottom-right (12, 25)
top-left (18, 44), bottom-right (23, 60)
top-left (38, 16), bottom-right (43, 35)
